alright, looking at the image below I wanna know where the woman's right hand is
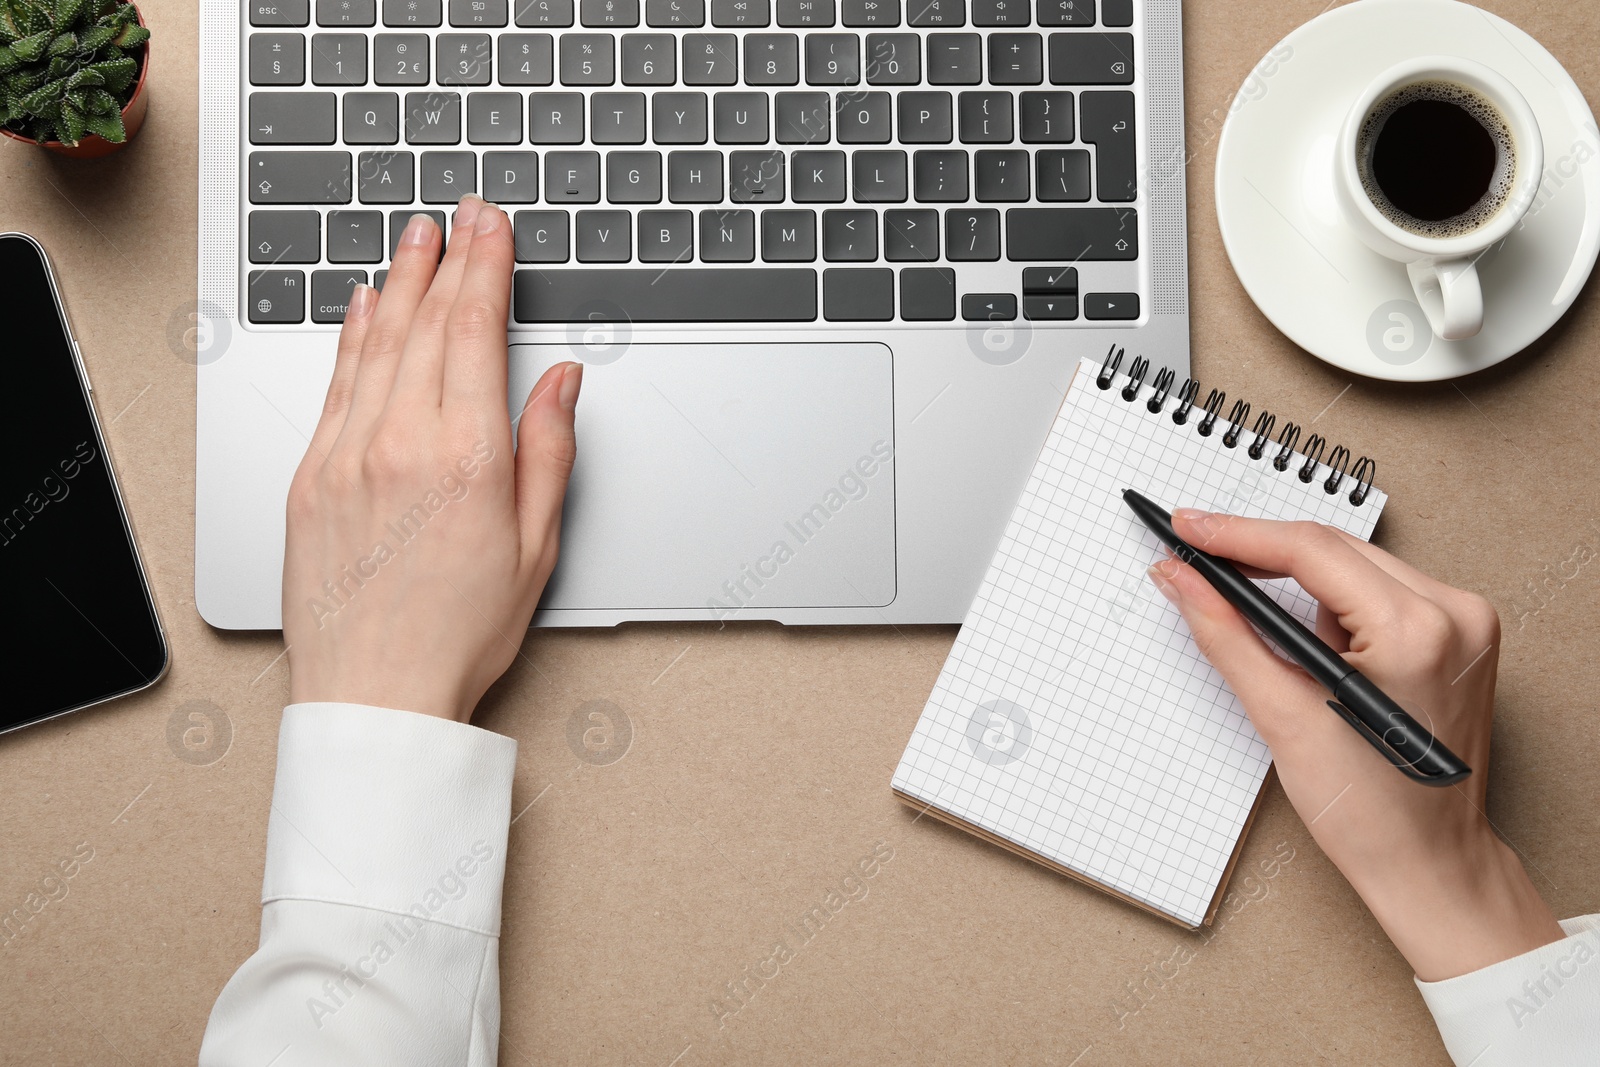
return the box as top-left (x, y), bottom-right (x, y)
top-left (1148, 511), bottom-right (1563, 981)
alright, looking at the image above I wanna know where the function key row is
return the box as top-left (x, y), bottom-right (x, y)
top-left (253, 0), bottom-right (1134, 29)
top-left (249, 31), bottom-right (1133, 87)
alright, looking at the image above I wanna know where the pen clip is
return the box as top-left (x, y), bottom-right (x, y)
top-left (1324, 701), bottom-right (1469, 787)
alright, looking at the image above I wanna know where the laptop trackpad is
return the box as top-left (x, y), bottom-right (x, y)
top-left (509, 343), bottom-right (896, 615)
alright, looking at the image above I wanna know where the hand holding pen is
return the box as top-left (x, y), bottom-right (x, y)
top-left (1136, 504), bottom-right (1562, 983)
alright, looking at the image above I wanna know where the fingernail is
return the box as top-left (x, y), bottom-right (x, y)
top-left (1147, 562), bottom-right (1181, 603)
top-left (1174, 507), bottom-right (1228, 544)
top-left (474, 203), bottom-right (502, 234)
top-left (402, 213), bottom-right (436, 246)
top-left (348, 283), bottom-right (375, 318)
top-left (454, 194), bottom-right (483, 228)
top-left (558, 362), bottom-right (583, 411)
top-left (1173, 507), bottom-right (1210, 523)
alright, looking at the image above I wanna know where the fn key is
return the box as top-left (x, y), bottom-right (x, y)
top-left (248, 270), bottom-right (306, 323)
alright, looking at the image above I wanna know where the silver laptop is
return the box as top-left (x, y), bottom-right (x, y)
top-left (196, 0), bottom-right (1189, 628)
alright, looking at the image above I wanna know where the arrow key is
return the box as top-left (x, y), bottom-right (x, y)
top-left (248, 209), bottom-right (321, 263)
top-left (1023, 294), bottom-right (1077, 320)
top-left (1084, 292), bottom-right (1139, 320)
top-left (962, 292), bottom-right (1017, 321)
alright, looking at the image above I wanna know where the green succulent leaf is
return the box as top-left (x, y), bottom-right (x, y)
top-left (55, 0), bottom-right (88, 29)
top-left (18, 72), bottom-right (62, 108)
top-left (63, 63), bottom-right (100, 88)
top-left (11, 28), bottom-right (48, 61)
top-left (58, 100), bottom-right (84, 144)
top-left (79, 102), bottom-right (119, 140)
top-left (0, 45), bottom-right (17, 72)
top-left (47, 30), bottom-right (74, 55)
top-left (84, 53), bottom-right (130, 89)
top-left (76, 21), bottom-right (112, 49)
top-left (110, 21), bottom-right (142, 47)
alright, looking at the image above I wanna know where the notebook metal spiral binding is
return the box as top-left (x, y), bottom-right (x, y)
top-left (1094, 346), bottom-right (1377, 507)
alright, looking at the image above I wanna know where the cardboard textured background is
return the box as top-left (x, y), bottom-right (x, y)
top-left (1, 0), bottom-right (1596, 1062)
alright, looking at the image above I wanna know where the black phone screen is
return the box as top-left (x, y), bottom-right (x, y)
top-left (1, 234), bottom-right (167, 732)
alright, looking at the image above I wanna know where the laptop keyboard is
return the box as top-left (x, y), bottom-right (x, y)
top-left (241, 0), bottom-right (1143, 325)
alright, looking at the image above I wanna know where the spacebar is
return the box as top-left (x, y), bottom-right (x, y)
top-left (514, 268), bottom-right (818, 323)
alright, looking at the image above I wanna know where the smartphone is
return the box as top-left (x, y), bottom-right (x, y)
top-left (1, 232), bottom-right (168, 734)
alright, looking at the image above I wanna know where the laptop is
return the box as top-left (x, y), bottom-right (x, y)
top-left (196, 0), bottom-right (1189, 628)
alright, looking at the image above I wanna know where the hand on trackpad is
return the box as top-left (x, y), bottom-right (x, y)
top-left (508, 343), bottom-right (896, 616)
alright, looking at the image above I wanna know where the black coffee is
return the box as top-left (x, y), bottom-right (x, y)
top-left (1357, 81), bottom-right (1515, 238)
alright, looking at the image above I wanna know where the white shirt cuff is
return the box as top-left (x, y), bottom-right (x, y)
top-left (1416, 913), bottom-right (1600, 1066)
top-left (263, 702), bottom-right (518, 937)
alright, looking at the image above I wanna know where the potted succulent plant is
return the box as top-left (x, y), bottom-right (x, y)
top-left (0, 0), bottom-right (151, 158)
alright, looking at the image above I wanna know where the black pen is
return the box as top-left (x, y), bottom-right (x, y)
top-left (1121, 489), bottom-right (1471, 787)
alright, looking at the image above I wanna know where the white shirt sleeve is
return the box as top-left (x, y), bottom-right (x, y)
top-left (199, 703), bottom-right (517, 1067)
top-left (1417, 914), bottom-right (1600, 1066)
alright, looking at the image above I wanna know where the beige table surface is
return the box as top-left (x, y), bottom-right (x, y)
top-left (2, 0), bottom-right (1597, 1062)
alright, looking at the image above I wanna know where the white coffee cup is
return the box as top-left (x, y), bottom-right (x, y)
top-left (1334, 56), bottom-right (1543, 341)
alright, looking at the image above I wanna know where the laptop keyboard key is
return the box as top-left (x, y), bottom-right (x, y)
top-left (1018, 89), bottom-right (1071, 142)
top-left (958, 90), bottom-right (1011, 142)
top-left (483, 150), bottom-right (541, 201)
top-left (898, 266), bottom-right (954, 319)
top-left (761, 208), bottom-right (816, 260)
top-left (1084, 292), bottom-right (1138, 319)
top-left (1101, 0), bottom-right (1132, 25)
top-left (546, 150), bottom-right (602, 201)
top-left (249, 91), bottom-right (337, 144)
top-left (776, 0), bottom-right (832, 24)
top-left (606, 150), bottom-right (663, 200)
top-left (884, 207), bottom-right (938, 259)
top-left (639, 208), bottom-right (695, 261)
top-left (744, 33), bottom-right (799, 84)
top-left (404, 91), bottom-right (462, 142)
top-left (1005, 206), bottom-right (1137, 260)
top-left (252, 0), bottom-right (311, 26)
top-left (712, 0), bottom-right (769, 25)
top-left (906, 0), bottom-right (961, 26)
top-left (774, 91), bottom-right (830, 143)
top-left (1036, 148), bottom-right (1089, 201)
top-left (318, 0), bottom-right (376, 22)
top-left (805, 33), bottom-right (859, 84)
top-left (248, 210), bottom-right (321, 263)
top-left (437, 33), bottom-right (493, 84)
top-left (250, 33), bottom-right (306, 84)
top-left (345, 91), bottom-right (400, 143)
top-left (1036, 0), bottom-right (1091, 25)
top-left (1023, 293), bottom-right (1076, 318)
top-left (387, 209), bottom-right (447, 256)
top-left (970, 0), bottom-right (1023, 24)
top-left (822, 266), bottom-right (892, 320)
top-left (450, 0), bottom-right (509, 24)
top-left (897, 91), bottom-right (952, 143)
top-left (648, 0), bottom-right (705, 25)
top-left (926, 33), bottom-right (980, 83)
top-left (668, 150), bottom-right (724, 201)
top-left (842, 0), bottom-right (897, 25)
top-left (987, 32), bottom-right (1041, 83)
top-left (513, 268), bottom-right (817, 321)
top-left (311, 33), bottom-right (368, 84)
top-left (714, 92), bottom-right (769, 143)
top-left (249, 151), bottom-right (353, 202)
top-left (514, 209), bottom-right (571, 260)
top-left (358, 149), bottom-right (415, 201)
top-left (516, 0), bottom-right (574, 23)
top-left (836, 92), bottom-right (891, 142)
top-left (593, 91), bottom-right (647, 142)
top-left (421, 150), bottom-right (478, 201)
top-left (962, 292), bottom-right (1014, 319)
top-left (248, 270), bottom-right (307, 322)
top-left (499, 33), bottom-right (554, 83)
top-left (326, 209), bottom-right (385, 261)
top-left (467, 91), bottom-right (524, 143)
top-left (530, 92), bottom-right (585, 142)
top-left (730, 149), bottom-right (785, 201)
top-left (622, 33), bottom-right (677, 83)
top-left (791, 149), bottom-right (846, 201)
top-left (944, 206), bottom-right (999, 259)
top-left (1080, 90), bottom-right (1135, 201)
top-left (654, 92), bottom-right (709, 142)
top-left (912, 148), bottom-right (967, 200)
top-left (311, 270), bottom-right (369, 323)
top-left (865, 32), bottom-right (919, 83)
top-left (822, 208), bottom-right (876, 260)
top-left (974, 149), bottom-right (1028, 200)
top-left (852, 149), bottom-right (906, 201)
top-left (1048, 32), bottom-right (1134, 85)
top-left (373, 33), bottom-right (429, 83)
top-left (683, 33), bottom-right (738, 84)
top-left (560, 33), bottom-right (615, 83)
top-left (384, 0), bottom-right (441, 24)
top-left (576, 209), bottom-right (633, 260)
top-left (700, 208), bottom-right (756, 261)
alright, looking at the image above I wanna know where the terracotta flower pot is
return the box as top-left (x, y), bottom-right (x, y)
top-left (0, 5), bottom-right (151, 159)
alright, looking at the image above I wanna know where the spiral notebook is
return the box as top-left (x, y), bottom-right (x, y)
top-left (892, 353), bottom-right (1388, 929)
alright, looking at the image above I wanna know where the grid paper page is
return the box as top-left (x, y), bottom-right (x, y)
top-left (892, 357), bottom-right (1388, 927)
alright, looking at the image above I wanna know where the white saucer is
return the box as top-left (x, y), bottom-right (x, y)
top-left (1215, 0), bottom-right (1600, 382)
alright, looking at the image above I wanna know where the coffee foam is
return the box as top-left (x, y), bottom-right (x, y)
top-left (1355, 80), bottom-right (1517, 239)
